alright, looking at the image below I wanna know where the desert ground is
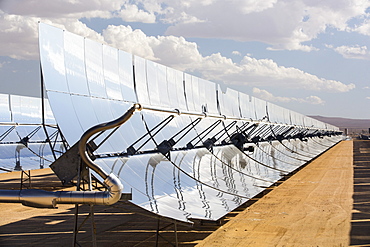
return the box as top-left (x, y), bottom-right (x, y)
top-left (0, 140), bottom-right (369, 246)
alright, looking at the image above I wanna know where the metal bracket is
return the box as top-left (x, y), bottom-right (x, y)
top-left (50, 143), bottom-right (81, 185)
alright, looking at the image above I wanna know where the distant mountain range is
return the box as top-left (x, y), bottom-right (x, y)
top-left (309, 116), bottom-right (370, 133)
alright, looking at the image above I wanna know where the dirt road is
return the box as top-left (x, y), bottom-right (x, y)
top-left (197, 141), bottom-right (353, 247)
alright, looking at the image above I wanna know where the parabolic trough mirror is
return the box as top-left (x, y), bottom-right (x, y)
top-left (0, 93), bottom-right (66, 172)
top-left (0, 22), bottom-right (342, 223)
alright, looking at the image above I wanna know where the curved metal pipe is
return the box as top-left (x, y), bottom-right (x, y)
top-left (0, 175), bottom-right (121, 207)
top-left (78, 103), bottom-right (142, 180)
top-left (0, 104), bottom-right (142, 208)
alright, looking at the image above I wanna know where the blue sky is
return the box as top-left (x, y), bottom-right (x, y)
top-left (0, 0), bottom-right (369, 119)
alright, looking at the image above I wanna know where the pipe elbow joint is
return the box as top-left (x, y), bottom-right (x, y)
top-left (102, 174), bottom-right (123, 205)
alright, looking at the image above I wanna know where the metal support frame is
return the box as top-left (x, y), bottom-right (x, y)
top-left (107, 200), bottom-right (191, 247)
top-left (0, 126), bottom-right (15, 142)
top-left (72, 162), bottom-right (98, 247)
top-left (20, 170), bottom-right (31, 190)
top-left (0, 123), bottom-right (67, 166)
top-left (41, 65), bottom-right (69, 160)
top-left (155, 218), bottom-right (179, 247)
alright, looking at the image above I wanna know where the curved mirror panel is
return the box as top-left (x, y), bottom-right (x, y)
top-left (118, 50), bottom-right (136, 102)
top-left (166, 67), bottom-right (186, 109)
top-left (47, 91), bottom-right (83, 145)
top-left (43, 99), bottom-right (56, 125)
top-left (11, 95), bottom-right (42, 124)
top-left (146, 60), bottom-right (161, 107)
top-left (183, 73), bottom-right (195, 112)
top-left (39, 23), bottom-right (69, 93)
top-left (64, 31), bottom-right (90, 96)
top-left (0, 94), bottom-right (11, 122)
top-left (239, 92), bottom-right (254, 119)
top-left (134, 56), bottom-right (150, 105)
top-left (200, 79), bottom-right (218, 115)
top-left (103, 45), bottom-right (122, 100)
top-left (85, 39), bottom-right (107, 98)
top-left (190, 76), bottom-right (200, 112)
top-left (219, 88), bottom-right (240, 117)
top-left (157, 63), bottom-right (171, 108)
top-left (253, 96), bottom-right (267, 121)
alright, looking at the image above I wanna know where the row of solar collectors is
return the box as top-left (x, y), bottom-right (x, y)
top-left (0, 93), bottom-right (55, 124)
top-left (100, 134), bottom-right (341, 221)
top-left (0, 94), bottom-right (63, 172)
top-left (39, 23), bottom-right (341, 222)
top-left (38, 23), bottom-right (338, 134)
top-left (0, 143), bottom-right (58, 172)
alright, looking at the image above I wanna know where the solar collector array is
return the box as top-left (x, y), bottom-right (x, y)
top-left (39, 23), bottom-right (342, 222)
top-left (0, 93), bottom-right (62, 172)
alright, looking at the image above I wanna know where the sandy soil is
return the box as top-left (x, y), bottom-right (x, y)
top-left (197, 141), bottom-right (354, 247)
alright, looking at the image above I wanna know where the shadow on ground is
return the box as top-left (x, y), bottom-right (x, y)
top-left (0, 201), bottom-right (222, 247)
top-left (350, 139), bottom-right (370, 246)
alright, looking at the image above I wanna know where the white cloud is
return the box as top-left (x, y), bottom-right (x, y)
top-left (304, 95), bottom-right (325, 105)
top-left (0, 1), bottom-right (356, 93)
top-left (161, 11), bottom-right (206, 24)
top-left (0, 0), bottom-right (123, 19)
top-left (0, 0), bottom-right (159, 30)
top-left (238, 0), bottom-right (278, 14)
top-left (151, 35), bottom-right (204, 67)
top-left (0, 10), bottom-right (104, 59)
top-left (253, 88), bottom-right (325, 105)
top-left (163, 0), bottom-right (370, 51)
top-left (367, 97), bottom-right (370, 100)
top-left (327, 44), bottom-right (370, 60)
top-left (103, 25), bottom-right (157, 60)
top-left (232, 51), bottom-right (241, 56)
top-left (102, 24), bottom-right (204, 69)
top-left (0, 12), bottom-right (49, 60)
top-left (351, 19), bottom-right (370, 36)
top-left (194, 54), bottom-right (355, 92)
top-left (117, 4), bottom-right (156, 23)
top-left (2, 0), bottom-right (370, 55)
top-left (103, 26), bottom-right (354, 92)
top-left (0, 1), bottom-right (158, 59)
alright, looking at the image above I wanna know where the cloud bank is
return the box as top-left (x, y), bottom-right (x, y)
top-left (162, 0), bottom-right (370, 51)
top-left (327, 44), bottom-right (370, 60)
top-left (253, 88), bottom-right (325, 105)
top-left (0, 0), bottom-right (359, 97)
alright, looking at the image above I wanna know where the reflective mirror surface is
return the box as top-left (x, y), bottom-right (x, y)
top-left (38, 23), bottom-right (342, 223)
